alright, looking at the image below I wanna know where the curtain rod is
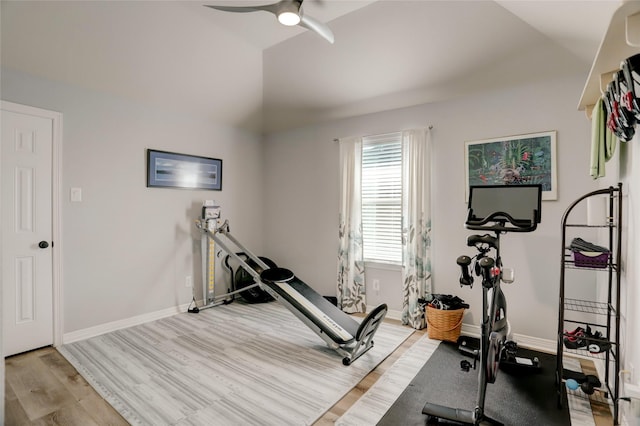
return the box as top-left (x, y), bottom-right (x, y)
top-left (333, 125), bottom-right (433, 142)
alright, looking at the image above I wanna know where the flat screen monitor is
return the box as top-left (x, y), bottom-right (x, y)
top-left (467, 184), bottom-right (542, 231)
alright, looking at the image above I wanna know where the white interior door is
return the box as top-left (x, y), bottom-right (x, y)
top-left (2, 105), bottom-right (55, 357)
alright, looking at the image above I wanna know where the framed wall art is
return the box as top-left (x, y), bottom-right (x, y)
top-left (147, 149), bottom-right (222, 190)
top-left (464, 131), bottom-right (557, 201)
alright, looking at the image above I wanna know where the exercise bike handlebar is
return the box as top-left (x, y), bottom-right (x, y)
top-left (466, 209), bottom-right (540, 233)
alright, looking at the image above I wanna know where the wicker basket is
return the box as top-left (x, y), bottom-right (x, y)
top-left (426, 305), bottom-right (465, 342)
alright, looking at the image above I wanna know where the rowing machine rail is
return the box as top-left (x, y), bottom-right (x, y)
top-left (195, 209), bottom-right (388, 365)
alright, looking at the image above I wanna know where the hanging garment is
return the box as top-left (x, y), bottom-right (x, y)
top-left (590, 97), bottom-right (618, 179)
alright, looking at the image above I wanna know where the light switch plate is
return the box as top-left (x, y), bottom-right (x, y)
top-left (70, 187), bottom-right (82, 202)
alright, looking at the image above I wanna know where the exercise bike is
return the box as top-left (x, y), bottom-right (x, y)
top-left (422, 184), bottom-right (542, 425)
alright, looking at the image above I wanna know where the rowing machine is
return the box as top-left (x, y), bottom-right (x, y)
top-left (194, 201), bottom-right (388, 365)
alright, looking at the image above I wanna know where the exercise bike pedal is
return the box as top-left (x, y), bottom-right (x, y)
top-left (457, 336), bottom-right (479, 373)
top-left (500, 340), bottom-right (540, 371)
top-left (460, 359), bottom-right (474, 372)
top-left (502, 355), bottom-right (540, 369)
top-left (457, 336), bottom-right (480, 357)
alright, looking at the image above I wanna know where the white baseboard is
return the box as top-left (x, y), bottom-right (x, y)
top-left (367, 305), bottom-right (403, 321)
top-left (621, 415), bottom-right (637, 426)
top-left (63, 303), bottom-right (556, 354)
top-left (384, 308), bottom-right (403, 321)
top-left (620, 383), bottom-right (640, 426)
top-left (370, 307), bottom-right (558, 353)
top-left (621, 399), bottom-right (639, 426)
top-left (67, 302), bottom-right (401, 344)
top-left (460, 323), bottom-right (557, 353)
top-left (62, 303), bottom-right (191, 344)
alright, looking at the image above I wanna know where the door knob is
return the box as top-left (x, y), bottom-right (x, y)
top-left (38, 241), bottom-right (49, 249)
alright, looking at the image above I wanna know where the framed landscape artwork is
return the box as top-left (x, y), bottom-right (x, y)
top-left (464, 131), bottom-right (557, 201)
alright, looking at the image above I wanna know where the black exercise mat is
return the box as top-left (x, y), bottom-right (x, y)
top-left (377, 341), bottom-right (570, 426)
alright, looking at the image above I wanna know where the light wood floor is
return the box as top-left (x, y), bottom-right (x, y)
top-left (5, 346), bottom-right (128, 426)
top-left (4, 323), bottom-right (613, 425)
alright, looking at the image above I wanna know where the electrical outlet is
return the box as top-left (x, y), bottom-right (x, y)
top-left (373, 279), bottom-right (380, 293)
top-left (185, 275), bottom-right (193, 288)
top-left (622, 363), bottom-right (635, 383)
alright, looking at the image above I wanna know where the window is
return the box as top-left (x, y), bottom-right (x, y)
top-left (361, 132), bottom-right (403, 264)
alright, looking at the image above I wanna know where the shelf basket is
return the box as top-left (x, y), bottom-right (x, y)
top-left (572, 251), bottom-right (610, 268)
top-left (426, 305), bottom-right (465, 342)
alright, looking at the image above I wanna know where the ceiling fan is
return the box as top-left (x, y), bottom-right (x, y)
top-left (204, 0), bottom-right (335, 44)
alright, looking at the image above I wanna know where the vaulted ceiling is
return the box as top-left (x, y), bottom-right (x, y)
top-left (1, 1), bottom-right (620, 133)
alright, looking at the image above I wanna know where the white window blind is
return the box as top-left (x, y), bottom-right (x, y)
top-left (362, 132), bottom-right (403, 264)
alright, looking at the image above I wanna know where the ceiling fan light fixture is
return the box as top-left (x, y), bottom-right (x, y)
top-left (278, 10), bottom-right (300, 26)
top-left (205, 0), bottom-right (333, 43)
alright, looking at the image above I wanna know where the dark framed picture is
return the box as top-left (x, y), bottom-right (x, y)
top-left (147, 149), bottom-right (222, 190)
top-left (464, 131), bottom-right (557, 201)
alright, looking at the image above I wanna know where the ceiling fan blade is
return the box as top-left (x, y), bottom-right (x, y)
top-left (204, 3), bottom-right (279, 14)
top-left (299, 14), bottom-right (334, 44)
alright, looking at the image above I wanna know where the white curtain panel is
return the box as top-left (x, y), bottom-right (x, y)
top-left (401, 128), bottom-right (432, 329)
top-left (337, 137), bottom-right (366, 313)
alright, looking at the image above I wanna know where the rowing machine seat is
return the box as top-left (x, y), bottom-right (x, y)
top-left (260, 267), bottom-right (295, 283)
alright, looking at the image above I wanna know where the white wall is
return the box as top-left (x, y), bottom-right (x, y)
top-left (0, 68), bottom-right (609, 345)
top-left (605, 131), bottom-right (640, 415)
top-left (0, 217), bottom-right (3, 426)
top-left (1, 69), bottom-right (265, 334)
top-left (263, 72), bottom-right (599, 341)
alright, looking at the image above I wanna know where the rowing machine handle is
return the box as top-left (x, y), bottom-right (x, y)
top-left (457, 255), bottom-right (473, 286)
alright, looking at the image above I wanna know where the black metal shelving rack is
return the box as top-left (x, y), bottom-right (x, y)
top-left (555, 183), bottom-right (622, 424)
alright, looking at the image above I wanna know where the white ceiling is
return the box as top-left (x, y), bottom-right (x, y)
top-left (1, 1), bottom-right (621, 134)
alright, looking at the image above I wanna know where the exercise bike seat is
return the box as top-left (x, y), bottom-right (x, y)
top-left (467, 234), bottom-right (498, 249)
